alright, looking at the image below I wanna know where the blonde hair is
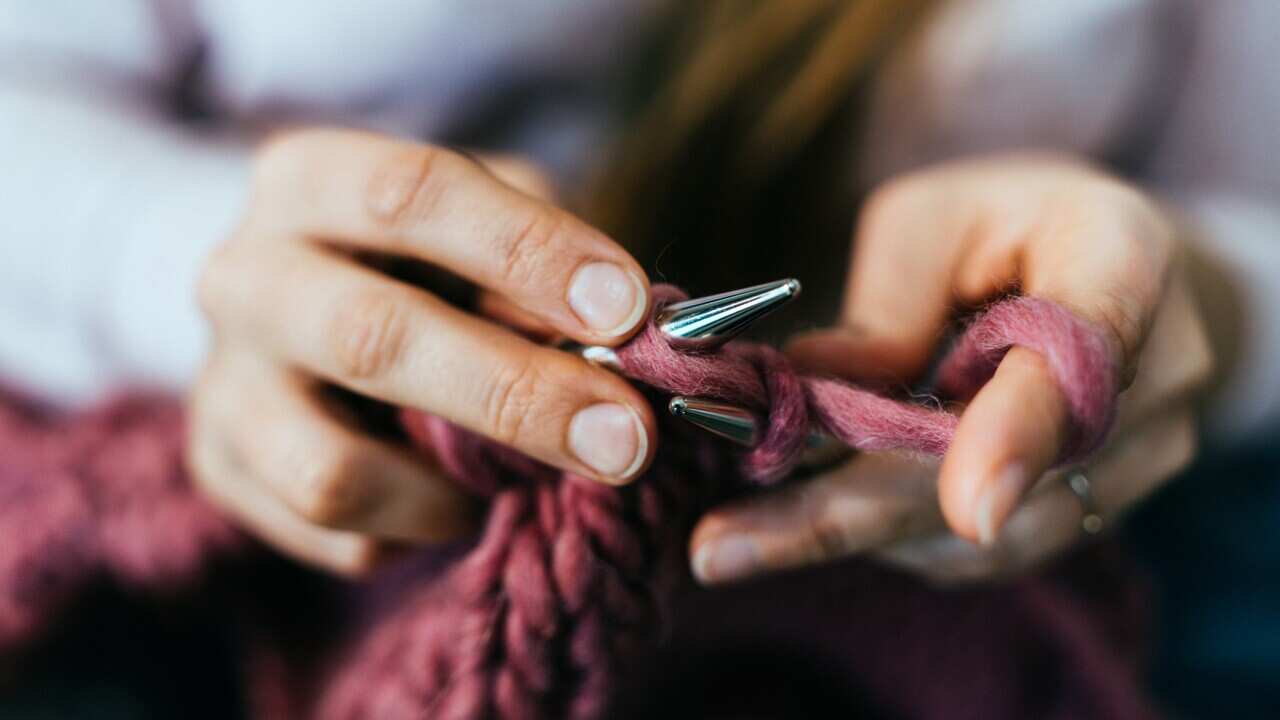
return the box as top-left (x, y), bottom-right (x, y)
top-left (587, 0), bottom-right (932, 290)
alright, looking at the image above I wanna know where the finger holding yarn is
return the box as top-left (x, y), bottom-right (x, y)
top-left (614, 285), bottom-right (1117, 480)
top-left (933, 295), bottom-right (1118, 460)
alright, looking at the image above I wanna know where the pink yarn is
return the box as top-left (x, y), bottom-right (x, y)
top-left (0, 395), bottom-right (242, 652)
top-left (615, 286), bottom-right (1114, 479)
top-left (934, 294), bottom-right (1118, 459)
top-left (0, 286), bottom-right (1120, 718)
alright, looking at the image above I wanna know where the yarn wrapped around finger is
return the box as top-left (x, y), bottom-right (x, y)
top-left (616, 285), bottom-right (1117, 481)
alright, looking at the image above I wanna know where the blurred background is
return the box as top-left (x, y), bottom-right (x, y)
top-left (1, 1), bottom-right (1278, 718)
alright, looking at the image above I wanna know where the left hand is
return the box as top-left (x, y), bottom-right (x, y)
top-left (688, 153), bottom-right (1214, 585)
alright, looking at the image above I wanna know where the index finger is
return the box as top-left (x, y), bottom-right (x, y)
top-left (940, 187), bottom-right (1175, 543)
top-left (251, 129), bottom-right (650, 346)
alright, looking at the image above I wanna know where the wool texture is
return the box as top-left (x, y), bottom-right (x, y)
top-left (0, 286), bottom-right (1128, 719)
top-left (616, 286), bottom-right (1115, 479)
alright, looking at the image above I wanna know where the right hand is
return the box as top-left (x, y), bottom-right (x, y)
top-left (189, 129), bottom-right (656, 575)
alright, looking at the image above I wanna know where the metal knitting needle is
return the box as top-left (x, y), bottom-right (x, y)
top-left (656, 278), bottom-right (801, 352)
top-left (668, 396), bottom-right (853, 469)
top-left (568, 278), bottom-right (803, 367)
top-left (667, 397), bottom-right (761, 445)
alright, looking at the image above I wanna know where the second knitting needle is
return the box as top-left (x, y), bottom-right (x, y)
top-left (668, 397), bottom-right (760, 445)
top-left (668, 395), bottom-right (853, 469)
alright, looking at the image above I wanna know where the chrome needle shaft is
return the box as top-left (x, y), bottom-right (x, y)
top-left (656, 278), bottom-right (801, 352)
top-left (668, 397), bottom-right (760, 445)
top-left (668, 395), bottom-right (853, 469)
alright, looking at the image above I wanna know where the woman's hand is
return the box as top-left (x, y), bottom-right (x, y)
top-left (689, 153), bottom-right (1213, 585)
top-left (189, 129), bottom-right (656, 575)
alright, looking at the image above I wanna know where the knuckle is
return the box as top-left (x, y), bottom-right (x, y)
top-left (185, 418), bottom-right (235, 505)
top-left (1138, 282), bottom-right (1215, 404)
top-left (1098, 178), bottom-right (1173, 252)
top-left (797, 480), bottom-right (913, 565)
top-left (1163, 339), bottom-right (1214, 405)
top-left (1163, 414), bottom-right (1199, 478)
top-left (184, 432), bottom-right (219, 494)
top-left (187, 370), bottom-right (220, 430)
top-left (251, 129), bottom-right (319, 195)
top-left (196, 236), bottom-right (246, 323)
top-left (483, 357), bottom-right (551, 448)
top-left (495, 208), bottom-right (566, 289)
top-left (332, 541), bottom-right (383, 578)
top-left (364, 144), bottom-right (451, 232)
top-left (802, 498), bottom-right (864, 563)
top-left (1187, 335), bottom-right (1216, 394)
top-left (295, 446), bottom-right (371, 527)
top-left (328, 289), bottom-right (411, 380)
top-left (186, 376), bottom-right (231, 478)
top-left (1180, 311), bottom-right (1216, 395)
top-left (1092, 288), bottom-right (1150, 383)
top-left (484, 155), bottom-right (555, 199)
top-left (859, 175), bottom-right (921, 237)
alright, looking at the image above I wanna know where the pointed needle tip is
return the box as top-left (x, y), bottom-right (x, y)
top-left (665, 396), bottom-right (760, 446)
top-left (668, 397), bottom-right (688, 416)
top-left (658, 277), bottom-right (804, 352)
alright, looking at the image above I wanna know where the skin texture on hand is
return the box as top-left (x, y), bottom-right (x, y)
top-left (689, 153), bottom-right (1214, 585)
top-left (189, 130), bottom-right (655, 575)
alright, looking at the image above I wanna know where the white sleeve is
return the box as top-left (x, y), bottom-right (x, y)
top-left (1174, 197), bottom-right (1280, 445)
top-left (0, 2), bottom-right (250, 406)
top-left (1148, 0), bottom-right (1280, 446)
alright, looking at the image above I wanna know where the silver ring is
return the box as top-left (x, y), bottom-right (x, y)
top-left (1065, 468), bottom-right (1104, 535)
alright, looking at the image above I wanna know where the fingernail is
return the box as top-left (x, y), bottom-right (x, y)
top-left (692, 536), bottom-right (761, 584)
top-left (569, 403), bottom-right (647, 482)
top-left (568, 262), bottom-right (646, 336)
top-left (975, 463), bottom-right (1028, 547)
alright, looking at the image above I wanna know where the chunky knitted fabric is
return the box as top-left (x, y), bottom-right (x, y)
top-left (0, 286), bottom-right (1128, 719)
